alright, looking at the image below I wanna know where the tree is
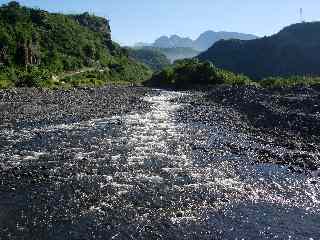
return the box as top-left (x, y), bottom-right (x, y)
top-left (7, 1), bottom-right (20, 8)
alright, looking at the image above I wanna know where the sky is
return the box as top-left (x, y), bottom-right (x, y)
top-left (1, 0), bottom-right (320, 46)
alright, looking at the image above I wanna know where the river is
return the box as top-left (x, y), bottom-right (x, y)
top-left (0, 90), bottom-right (319, 239)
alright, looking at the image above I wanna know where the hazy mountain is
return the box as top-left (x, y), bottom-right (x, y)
top-left (194, 31), bottom-right (258, 51)
top-left (198, 22), bottom-right (320, 79)
top-left (153, 35), bottom-right (194, 48)
top-left (138, 31), bottom-right (258, 51)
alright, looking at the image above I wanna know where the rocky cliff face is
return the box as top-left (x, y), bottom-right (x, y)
top-left (0, 46), bottom-right (8, 65)
top-left (17, 40), bottom-right (41, 66)
top-left (72, 12), bottom-right (111, 41)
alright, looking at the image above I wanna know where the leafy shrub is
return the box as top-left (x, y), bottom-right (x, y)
top-left (145, 59), bottom-right (254, 88)
top-left (216, 69), bottom-right (253, 86)
top-left (15, 67), bottom-right (51, 87)
top-left (0, 72), bottom-right (14, 88)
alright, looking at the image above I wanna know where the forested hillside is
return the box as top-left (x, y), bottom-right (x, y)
top-left (198, 22), bottom-right (320, 79)
top-left (0, 1), bottom-right (151, 88)
top-left (126, 47), bottom-right (170, 71)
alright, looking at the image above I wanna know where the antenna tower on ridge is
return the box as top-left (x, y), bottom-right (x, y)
top-left (300, 8), bottom-right (305, 23)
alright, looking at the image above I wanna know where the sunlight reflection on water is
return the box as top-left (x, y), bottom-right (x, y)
top-left (1, 90), bottom-right (320, 239)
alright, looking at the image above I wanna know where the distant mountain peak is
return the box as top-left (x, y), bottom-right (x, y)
top-left (138, 30), bottom-right (258, 51)
top-left (153, 35), bottom-right (193, 48)
top-left (170, 34), bottom-right (180, 38)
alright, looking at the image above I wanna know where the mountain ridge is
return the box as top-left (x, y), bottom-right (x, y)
top-left (194, 30), bottom-right (258, 51)
top-left (198, 22), bottom-right (320, 79)
top-left (136, 31), bottom-right (258, 51)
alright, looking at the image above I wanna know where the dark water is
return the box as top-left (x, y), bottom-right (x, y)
top-left (0, 91), bottom-right (319, 239)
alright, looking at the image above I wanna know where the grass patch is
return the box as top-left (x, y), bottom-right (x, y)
top-left (260, 76), bottom-right (320, 88)
top-left (0, 78), bottom-right (14, 88)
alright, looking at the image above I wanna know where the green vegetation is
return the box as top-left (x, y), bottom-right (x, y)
top-left (198, 22), bottom-right (320, 80)
top-left (126, 47), bottom-right (170, 71)
top-left (145, 59), bottom-right (253, 89)
top-left (0, 1), bottom-right (151, 88)
top-left (260, 76), bottom-right (320, 88)
top-left (1, 2), bottom-right (319, 90)
top-left (0, 58), bottom-right (151, 89)
top-left (145, 58), bottom-right (320, 89)
top-left (60, 71), bottom-right (129, 88)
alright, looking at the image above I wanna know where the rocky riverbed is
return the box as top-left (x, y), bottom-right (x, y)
top-left (0, 86), bottom-right (153, 129)
top-left (0, 86), bottom-right (319, 239)
top-left (208, 85), bottom-right (320, 171)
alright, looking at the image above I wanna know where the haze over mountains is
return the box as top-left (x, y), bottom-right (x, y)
top-left (136, 30), bottom-right (258, 51)
top-left (132, 47), bottom-right (201, 63)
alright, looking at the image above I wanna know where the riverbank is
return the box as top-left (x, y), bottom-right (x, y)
top-left (0, 86), bottom-right (154, 129)
top-left (176, 85), bottom-right (320, 172)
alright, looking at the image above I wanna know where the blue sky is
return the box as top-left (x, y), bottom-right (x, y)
top-left (1, 0), bottom-right (319, 45)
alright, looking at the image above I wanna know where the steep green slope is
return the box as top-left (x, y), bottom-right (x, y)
top-left (0, 1), bottom-right (151, 87)
top-left (126, 47), bottom-right (170, 71)
top-left (198, 22), bottom-right (320, 80)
